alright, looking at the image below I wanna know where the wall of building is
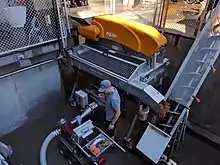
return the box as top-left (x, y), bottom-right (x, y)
top-left (0, 42), bottom-right (63, 136)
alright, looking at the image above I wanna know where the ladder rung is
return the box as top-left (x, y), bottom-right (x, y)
top-left (208, 35), bottom-right (220, 39)
top-left (174, 98), bottom-right (184, 101)
top-left (208, 35), bottom-right (220, 42)
top-left (168, 111), bottom-right (181, 115)
top-left (188, 72), bottom-right (202, 76)
top-left (179, 85), bottom-right (195, 90)
top-left (195, 60), bottom-right (210, 64)
top-left (200, 47), bottom-right (218, 52)
top-left (159, 124), bottom-right (173, 128)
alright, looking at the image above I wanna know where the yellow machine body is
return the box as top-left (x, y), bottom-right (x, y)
top-left (78, 15), bottom-right (167, 57)
top-left (78, 25), bottom-right (100, 41)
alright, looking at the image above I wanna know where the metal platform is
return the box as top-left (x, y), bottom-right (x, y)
top-left (68, 43), bottom-right (169, 112)
top-left (77, 46), bottom-right (138, 79)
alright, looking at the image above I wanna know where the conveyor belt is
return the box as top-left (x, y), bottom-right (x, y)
top-left (77, 49), bottom-right (138, 79)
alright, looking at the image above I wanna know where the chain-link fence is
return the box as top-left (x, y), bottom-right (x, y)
top-left (159, 0), bottom-right (218, 38)
top-left (66, 0), bottom-right (164, 27)
top-left (113, 0), bottom-right (163, 26)
top-left (67, 0), bottom-right (113, 19)
top-left (0, 0), bottom-right (58, 55)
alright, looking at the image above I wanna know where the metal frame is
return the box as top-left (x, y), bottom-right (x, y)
top-left (63, 0), bottom-right (71, 35)
top-left (0, 39), bottom-right (57, 57)
top-left (56, 0), bottom-right (68, 48)
top-left (59, 120), bottom-right (125, 165)
top-left (137, 122), bottom-right (172, 164)
top-left (136, 103), bottom-right (186, 164)
top-left (68, 44), bottom-right (168, 112)
top-left (68, 43), bottom-right (188, 163)
top-left (0, 56), bottom-right (62, 79)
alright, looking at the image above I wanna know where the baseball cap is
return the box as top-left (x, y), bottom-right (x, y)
top-left (98, 80), bottom-right (111, 93)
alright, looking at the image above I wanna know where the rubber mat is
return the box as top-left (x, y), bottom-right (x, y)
top-left (77, 49), bottom-right (137, 79)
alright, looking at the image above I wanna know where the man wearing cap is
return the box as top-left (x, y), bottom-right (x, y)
top-left (98, 80), bottom-right (121, 140)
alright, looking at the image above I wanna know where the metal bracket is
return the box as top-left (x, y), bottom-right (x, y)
top-left (161, 155), bottom-right (177, 165)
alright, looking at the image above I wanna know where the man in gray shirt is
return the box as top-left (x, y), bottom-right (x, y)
top-left (98, 80), bottom-right (121, 140)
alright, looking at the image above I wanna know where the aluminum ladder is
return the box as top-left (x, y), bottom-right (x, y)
top-left (165, 4), bottom-right (220, 106)
top-left (165, 4), bottom-right (220, 148)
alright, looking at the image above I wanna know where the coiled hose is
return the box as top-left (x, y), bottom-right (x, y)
top-left (40, 129), bottom-right (60, 165)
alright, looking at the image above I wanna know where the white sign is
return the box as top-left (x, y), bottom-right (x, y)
top-left (106, 32), bottom-right (117, 38)
top-left (144, 85), bottom-right (165, 103)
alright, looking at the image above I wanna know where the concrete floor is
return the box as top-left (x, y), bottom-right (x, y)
top-left (1, 32), bottom-right (220, 165)
top-left (1, 97), bottom-right (220, 165)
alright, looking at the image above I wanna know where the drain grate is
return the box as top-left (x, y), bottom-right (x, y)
top-left (77, 49), bottom-right (137, 79)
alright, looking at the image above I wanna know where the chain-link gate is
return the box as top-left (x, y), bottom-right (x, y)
top-left (66, 0), bottom-right (113, 19)
top-left (163, 0), bottom-right (201, 37)
top-left (159, 0), bottom-right (219, 38)
top-left (113, 0), bottom-right (163, 26)
top-left (0, 0), bottom-right (58, 55)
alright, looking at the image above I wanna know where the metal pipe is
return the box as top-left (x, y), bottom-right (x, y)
top-left (161, 0), bottom-right (169, 33)
top-left (80, 102), bottom-right (98, 119)
top-left (69, 70), bottom-right (79, 104)
top-left (0, 57), bottom-right (62, 80)
top-left (75, 142), bottom-right (91, 158)
top-left (166, 127), bottom-right (177, 162)
top-left (92, 137), bottom-right (105, 146)
top-left (112, 0), bottom-right (116, 15)
top-left (71, 102), bottom-right (98, 124)
top-left (56, 0), bottom-right (67, 48)
top-left (170, 108), bottom-right (187, 136)
top-left (0, 39), bottom-right (57, 57)
top-left (157, 0), bottom-right (163, 27)
top-left (63, 0), bottom-right (71, 35)
top-left (176, 108), bottom-right (189, 149)
top-left (197, 0), bottom-right (211, 34)
top-left (159, 0), bottom-right (166, 28)
top-left (153, 0), bottom-right (159, 26)
top-left (51, 0), bottom-right (62, 50)
top-left (125, 114), bottom-right (138, 139)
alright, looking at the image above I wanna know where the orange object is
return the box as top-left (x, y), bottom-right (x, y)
top-left (89, 144), bottom-right (101, 155)
top-left (211, 65), bottom-right (216, 73)
top-left (193, 96), bottom-right (200, 103)
top-left (78, 25), bottom-right (100, 41)
top-left (78, 15), bottom-right (167, 57)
